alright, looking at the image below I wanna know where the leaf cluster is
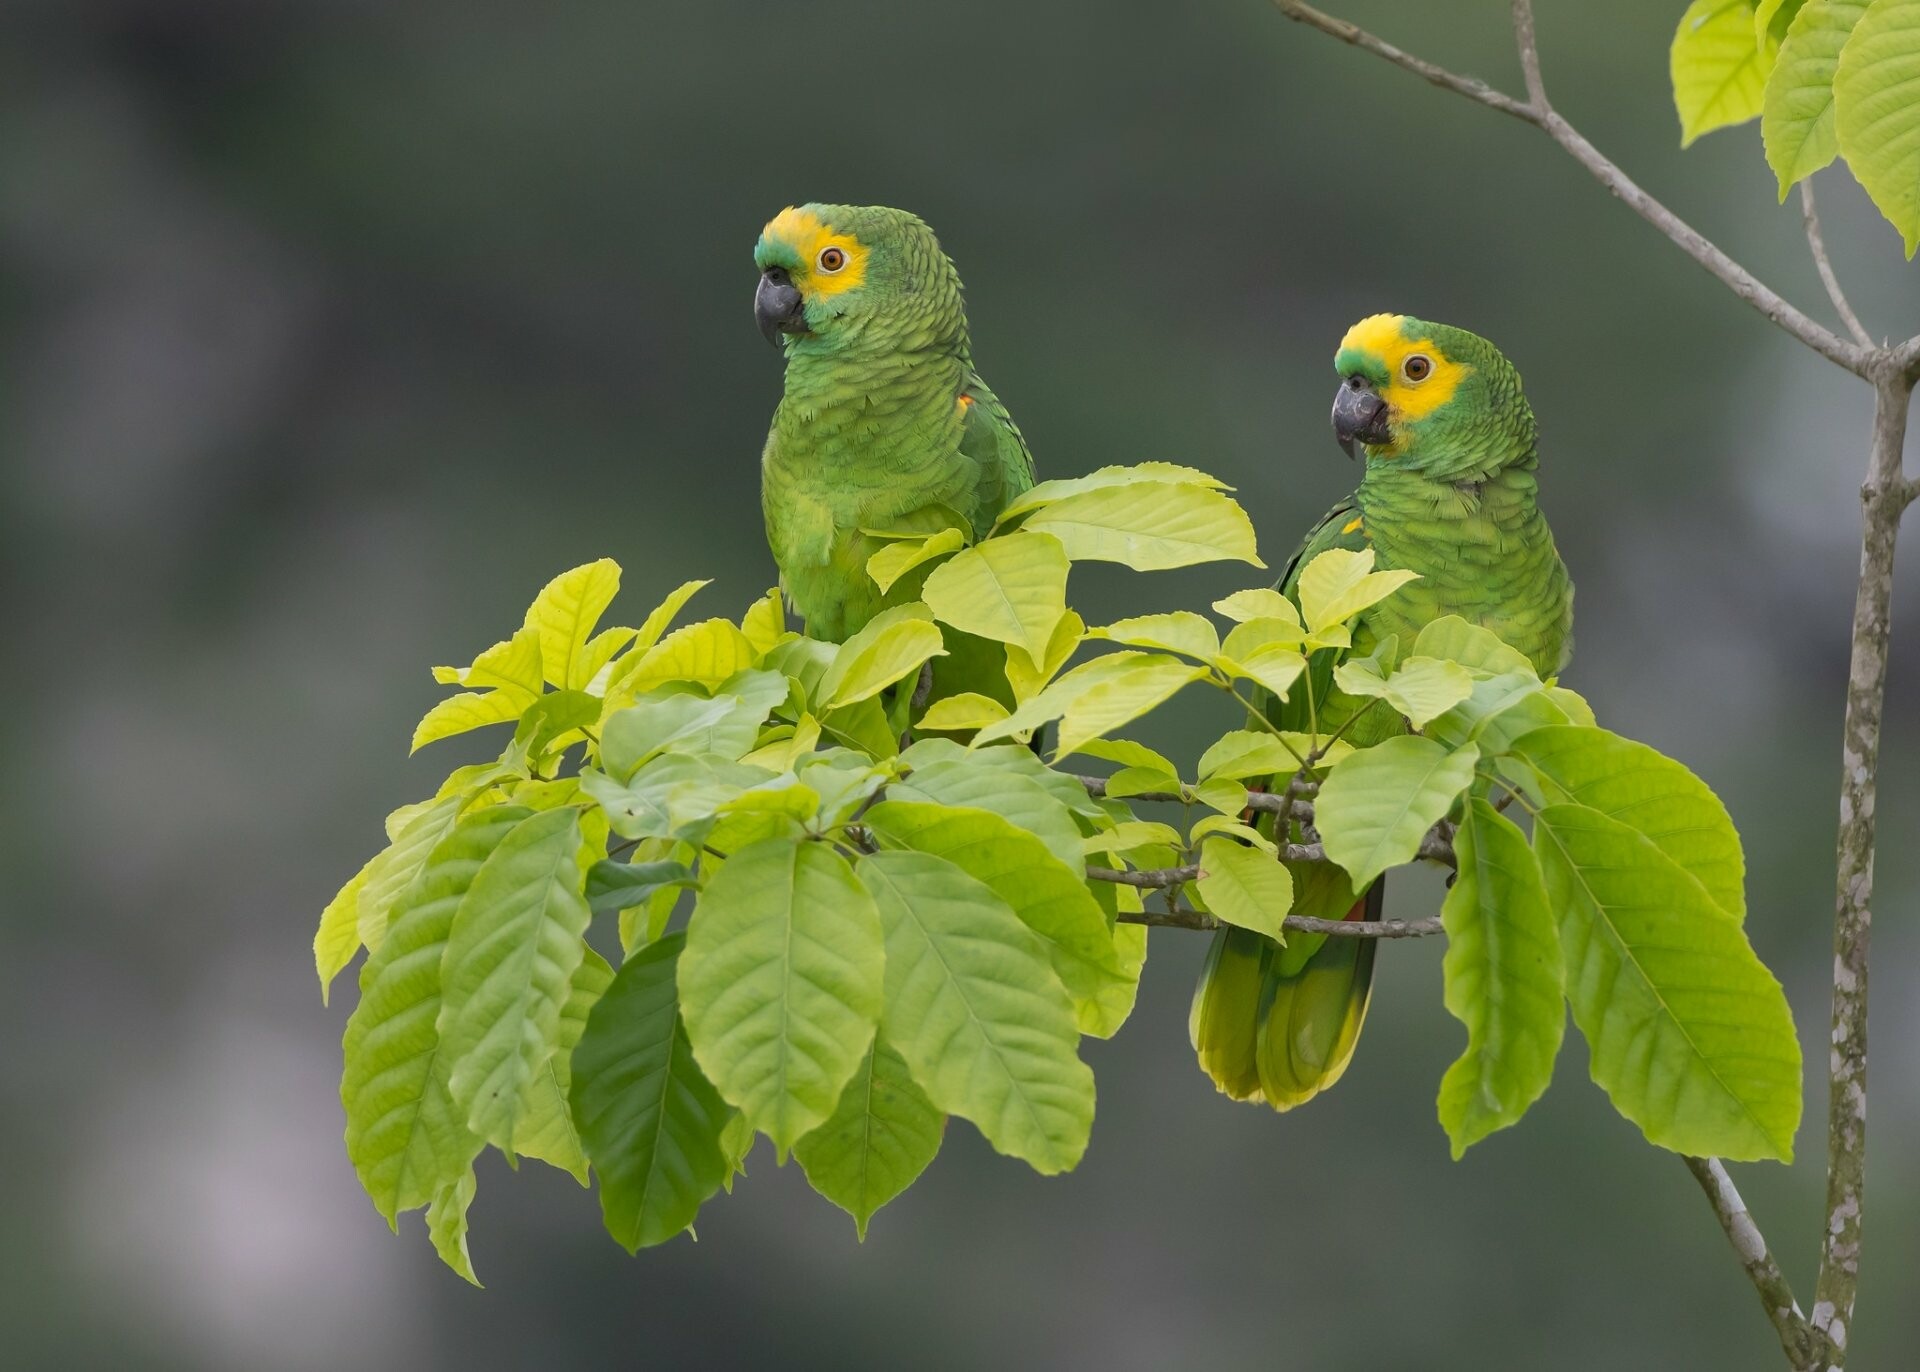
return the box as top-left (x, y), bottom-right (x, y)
top-left (1672, 0), bottom-right (1920, 254)
top-left (318, 466), bottom-right (1798, 1280)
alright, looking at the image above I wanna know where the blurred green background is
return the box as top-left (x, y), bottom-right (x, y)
top-left (5, 1), bottom-right (1918, 1367)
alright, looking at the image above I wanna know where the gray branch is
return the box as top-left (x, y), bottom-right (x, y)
top-left (1809, 373), bottom-right (1912, 1366)
top-left (1262, 4), bottom-right (1920, 1367)
top-left (1684, 1157), bottom-right (1816, 1369)
top-left (1800, 180), bottom-right (1875, 350)
top-left (1117, 902), bottom-right (1442, 938)
top-left (1268, 0), bottom-right (1871, 376)
top-left (1070, 772), bottom-right (1308, 818)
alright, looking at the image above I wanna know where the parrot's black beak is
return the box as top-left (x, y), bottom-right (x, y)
top-left (1332, 374), bottom-right (1392, 459)
top-left (755, 266), bottom-right (808, 345)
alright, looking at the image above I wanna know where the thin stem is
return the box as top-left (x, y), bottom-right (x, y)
top-left (1225, 681), bottom-right (1314, 768)
top-left (1267, 0), bottom-right (1871, 376)
top-left (1800, 180), bottom-right (1875, 350)
top-left (1810, 374), bottom-right (1913, 1365)
top-left (1070, 773), bottom-right (1306, 819)
top-left (1683, 1157), bottom-right (1816, 1368)
top-left (1117, 902), bottom-right (1443, 938)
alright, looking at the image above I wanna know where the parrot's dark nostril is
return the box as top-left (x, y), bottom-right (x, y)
top-left (1347, 374), bottom-right (1367, 390)
top-left (763, 265), bottom-right (791, 286)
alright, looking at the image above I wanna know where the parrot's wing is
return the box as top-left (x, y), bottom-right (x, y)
top-left (956, 373), bottom-right (1036, 535)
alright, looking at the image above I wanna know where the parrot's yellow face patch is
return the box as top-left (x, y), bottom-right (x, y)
top-left (1337, 313), bottom-right (1473, 430)
top-left (760, 207), bottom-right (870, 300)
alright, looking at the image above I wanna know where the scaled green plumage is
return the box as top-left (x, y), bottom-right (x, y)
top-left (1191, 314), bottom-right (1574, 1110)
top-left (754, 203), bottom-right (1035, 644)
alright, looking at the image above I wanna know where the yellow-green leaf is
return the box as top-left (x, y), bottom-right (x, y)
top-left (1212, 588), bottom-right (1300, 625)
top-left (740, 587), bottom-right (788, 654)
top-left (1056, 655), bottom-right (1209, 757)
top-left (1333, 654), bottom-right (1476, 728)
top-left (1836, 0), bottom-right (1920, 253)
top-left (1296, 548), bottom-right (1420, 633)
top-left (523, 559), bottom-right (623, 689)
top-left (920, 531), bottom-right (1069, 670)
top-left (411, 690), bottom-right (528, 753)
top-left (1196, 838), bottom-right (1293, 939)
top-left (610, 619), bottom-right (760, 709)
top-left (1020, 482), bottom-right (1263, 571)
top-left (1673, 0), bottom-right (1778, 146)
top-left (917, 692), bottom-right (1011, 731)
top-left (1091, 611), bottom-right (1220, 660)
top-left (995, 461), bottom-right (1230, 524)
top-left (316, 853), bottom-right (379, 1004)
top-left (818, 606), bottom-right (947, 708)
top-left (866, 527), bottom-right (968, 595)
top-left (1764, 0), bottom-right (1869, 194)
top-left (1006, 610), bottom-right (1085, 702)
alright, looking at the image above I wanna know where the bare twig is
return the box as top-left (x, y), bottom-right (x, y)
top-left (1809, 373), bottom-right (1912, 1365)
top-left (1118, 903), bottom-right (1444, 938)
top-left (1800, 180), bottom-right (1875, 350)
top-left (1267, 0), bottom-right (1871, 376)
top-left (1267, 0), bottom-right (1536, 121)
top-left (1069, 773), bottom-right (1307, 819)
top-left (1684, 1157), bottom-right (1816, 1369)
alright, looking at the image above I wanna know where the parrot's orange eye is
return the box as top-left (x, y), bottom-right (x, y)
top-left (817, 246), bottom-right (847, 273)
top-left (1402, 354), bottom-right (1433, 382)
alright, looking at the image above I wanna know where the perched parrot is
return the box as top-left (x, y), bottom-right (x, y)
top-left (754, 203), bottom-right (1035, 644)
top-left (1191, 313), bottom-right (1574, 1109)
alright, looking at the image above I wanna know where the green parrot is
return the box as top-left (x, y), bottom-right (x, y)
top-left (753, 203), bottom-right (1035, 644)
top-left (1191, 313), bottom-right (1574, 1109)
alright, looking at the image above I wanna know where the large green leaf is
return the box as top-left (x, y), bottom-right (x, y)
top-left (1673, 0), bottom-right (1778, 146)
top-left (678, 838), bottom-right (885, 1154)
top-left (1315, 737), bottom-right (1481, 889)
top-left (1056, 655), bottom-right (1209, 757)
top-left (817, 605), bottom-right (947, 708)
top-left (426, 1165), bottom-right (480, 1285)
top-left (1534, 805), bottom-right (1801, 1161)
top-left (411, 689), bottom-right (528, 753)
top-left (1333, 654), bottom-right (1475, 729)
top-left (793, 1032), bottom-right (945, 1238)
top-left (1510, 726), bottom-right (1746, 922)
top-left (495, 945), bottom-right (612, 1183)
top-left (1194, 838), bottom-right (1293, 940)
top-left (1437, 799), bottom-right (1565, 1158)
top-left (864, 800), bottom-right (1129, 1037)
top-left (1410, 615), bottom-right (1536, 676)
top-left (1091, 611), bottom-right (1220, 661)
top-left (890, 755), bottom-right (1085, 877)
top-left (866, 527), bottom-right (967, 595)
top-left (1764, 0), bottom-right (1870, 194)
top-left (920, 531), bottom-right (1069, 670)
top-left (601, 691), bottom-right (768, 779)
top-left (1836, 0), bottom-right (1920, 254)
top-left (995, 462), bottom-right (1229, 523)
top-left (524, 558), bottom-right (623, 689)
top-left (569, 933), bottom-right (735, 1252)
top-left (342, 806), bottom-right (529, 1224)
top-left (859, 850), bottom-right (1094, 1174)
top-left (436, 808), bottom-right (592, 1153)
top-left (1019, 482), bottom-right (1263, 571)
top-left (316, 853), bottom-right (378, 1004)
top-left (357, 794), bottom-right (468, 952)
top-left (1295, 548), bottom-right (1419, 633)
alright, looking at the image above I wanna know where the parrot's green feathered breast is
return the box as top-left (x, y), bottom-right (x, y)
top-left (1191, 313), bottom-right (1574, 1110)
top-left (753, 203), bottom-right (1035, 642)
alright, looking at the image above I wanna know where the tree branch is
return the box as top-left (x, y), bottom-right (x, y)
top-left (1070, 772), bottom-right (1308, 818)
top-left (1683, 1157), bottom-right (1816, 1368)
top-left (1809, 374), bottom-right (1912, 1365)
top-left (1266, 0), bottom-right (1872, 376)
top-left (1118, 902), bottom-right (1443, 938)
top-left (1800, 180), bottom-right (1875, 350)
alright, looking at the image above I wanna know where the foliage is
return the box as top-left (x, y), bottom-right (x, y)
top-left (1671, 0), bottom-right (1920, 253)
top-left (319, 467), bottom-right (1798, 1280)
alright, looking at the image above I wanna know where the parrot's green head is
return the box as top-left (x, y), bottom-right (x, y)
top-left (753, 203), bottom-right (966, 358)
top-left (1330, 314), bottom-right (1535, 480)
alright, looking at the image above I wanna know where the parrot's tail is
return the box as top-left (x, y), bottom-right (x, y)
top-left (1188, 879), bottom-right (1382, 1110)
